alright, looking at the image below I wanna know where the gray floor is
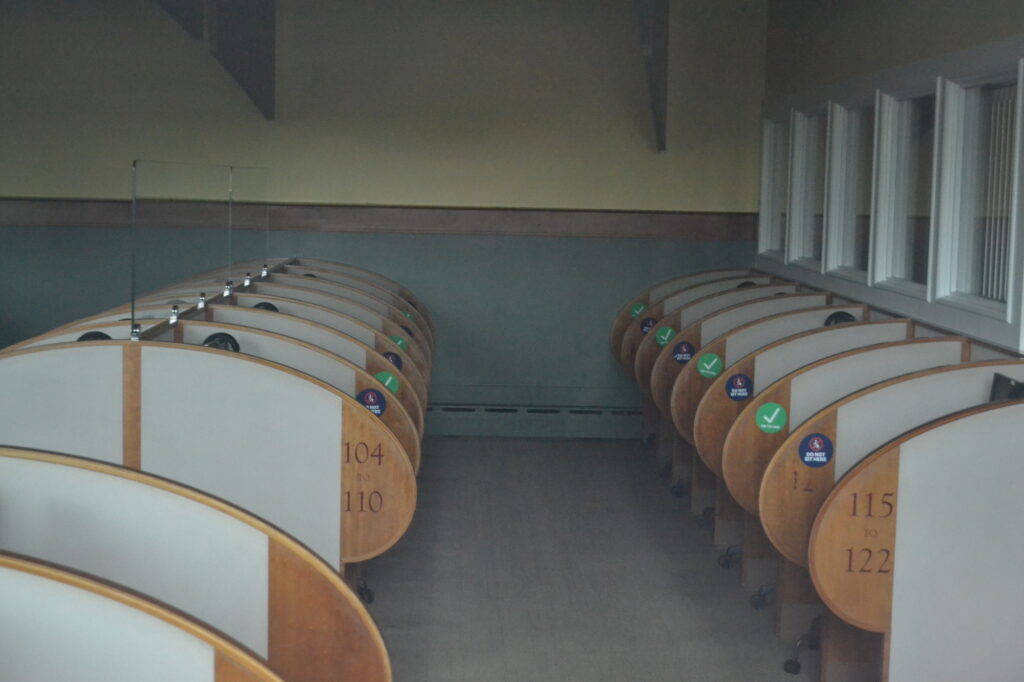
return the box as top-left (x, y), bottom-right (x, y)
top-left (366, 437), bottom-right (816, 681)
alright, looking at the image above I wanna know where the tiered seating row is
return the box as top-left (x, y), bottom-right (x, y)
top-left (0, 256), bottom-right (433, 682)
top-left (610, 268), bottom-right (1023, 680)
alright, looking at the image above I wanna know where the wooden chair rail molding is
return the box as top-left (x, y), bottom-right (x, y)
top-left (696, 319), bottom-right (914, 482)
top-left (664, 293), bottom-right (832, 432)
top-left (0, 552), bottom-right (283, 682)
top-left (609, 268), bottom-right (759, 362)
top-left (647, 285), bottom-right (804, 411)
top-left (720, 337), bottom-right (969, 517)
top-left (0, 446), bottom-right (391, 682)
top-left (760, 359), bottom-right (1024, 567)
top-left (0, 341), bottom-right (417, 563)
top-left (809, 400), bottom-right (1024, 681)
top-left (616, 274), bottom-right (772, 373)
top-left (688, 304), bottom-right (870, 476)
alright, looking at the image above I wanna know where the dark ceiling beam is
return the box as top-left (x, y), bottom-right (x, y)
top-left (206, 0), bottom-right (276, 120)
top-left (155, 0), bottom-right (205, 40)
top-left (153, 0), bottom-right (276, 121)
top-left (636, 0), bottom-right (669, 152)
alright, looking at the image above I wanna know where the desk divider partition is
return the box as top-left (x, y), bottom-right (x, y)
top-left (0, 552), bottom-right (283, 682)
top-left (0, 446), bottom-right (390, 682)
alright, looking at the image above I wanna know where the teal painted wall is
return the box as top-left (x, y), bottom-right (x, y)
top-left (0, 226), bottom-right (754, 411)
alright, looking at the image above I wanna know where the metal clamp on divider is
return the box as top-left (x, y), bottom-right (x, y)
top-left (169, 305), bottom-right (179, 324)
top-left (197, 292), bottom-right (207, 310)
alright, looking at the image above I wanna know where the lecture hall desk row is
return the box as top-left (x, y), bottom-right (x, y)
top-left (610, 268), bottom-right (1024, 682)
top-left (0, 257), bottom-right (437, 682)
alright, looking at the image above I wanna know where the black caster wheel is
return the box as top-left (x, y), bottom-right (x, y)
top-left (749, 593), bottom-right (765, 609)
top-left (669, 481), bottom-right (688, 497)
top-left (356, 578), bottom-right (375, 604)
top-left (783, 659), bottom-right (801, 675)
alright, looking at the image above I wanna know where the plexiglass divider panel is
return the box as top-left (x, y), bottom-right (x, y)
top-left (227, 165), bottom-right (270, 284)
top-left (131, 160), bottom-right (231, 330)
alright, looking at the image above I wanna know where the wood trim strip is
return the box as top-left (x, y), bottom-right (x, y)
top-left (122, 343), bottom-right (142, 470)
top-left (0, 198), bottom-right (757, 240)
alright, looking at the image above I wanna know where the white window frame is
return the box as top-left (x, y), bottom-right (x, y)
top-left (932, 60), bottom-right (1023, 322)
top-left (757, 116), bottom-right (791, 260)
top-left (824, 99), bottom-right (877, 283)
top-left (870, 86), bottom-right (939, 300)
top-left (755, 35), bottom-right (1024, 353)
top-left (786, 109), bottom-right (829, 271)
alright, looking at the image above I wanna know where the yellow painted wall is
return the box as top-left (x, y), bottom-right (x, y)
top-left (0, 0), bottom-right (767, 212)
top-left (766, 0), bottom-right (1024, 98)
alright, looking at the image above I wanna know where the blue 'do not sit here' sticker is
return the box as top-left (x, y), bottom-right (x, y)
top-left (725, 373), bottom-right (752, 401)
top-left (357, 388), bottom-right (387, 417)
top-left (672, 341), bottom-right (695, 365)
top-left (383, 351), bottom-right (404, 370)
top-left (799, 433), bottom-right (833, 468)
top-left (640, 317), bottom-right (657, 335)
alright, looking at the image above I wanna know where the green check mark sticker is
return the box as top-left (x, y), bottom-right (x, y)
top-left (630, 302), bottom-right (648, 319)
top-left (755, 402), bottom-right (787, 434)
top-left (374, 371), bottom-right (400, 394)
top-left (696, 353), bottom-right (722, 379)
top-left (390, 335), bottom-right (408, 351)
top-left (655, 326), bottom-right (677, 348)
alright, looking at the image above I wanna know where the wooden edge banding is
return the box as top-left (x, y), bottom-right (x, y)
top-left (759, 409), bottom-right (838, 565)
top-left (0, 446), bottom-right (391, 681)
top-left (176, 319), bottom-right (422, 471)
top-left (760, 350), bottom-right (1003, 566)
top-left (122, 344), bottom-right (142, 470)
top-left (721, 334), bottom-right (959, 516)
top-left (269, 541), bottom-right (391, 682)
top-left (341, 402), bottom-right (418, 563)
top-left (0, 341), bottom-right (419, 563)
top-left (691, 304), bottom-right (870, 472)
top-left (0, 552), bottom-right (283, 682)
top-left (260, 271), bottom-right (433, 348)
top-left (269, 273), bottom-right (433, 348)
top-left (808, 445), bottom-right (900, 633)
top-left (693, 355), bottom-right (755, 477)
top-left (722, 381), bottom-right (791, 515)
top-left (247, 283), bottom-right (433, 369)
top-left (230, 293), bottom-right (430, 399)
top-left (277, 264), bottom-right (428, 324)
top-left (807, 398), bottom-right (1024, 638)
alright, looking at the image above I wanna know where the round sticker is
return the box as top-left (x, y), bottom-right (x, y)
top-left (696, 353), bottom-right (722, 379)
top-left (357, 388), bottom-right (387, 416)
top-left (383, 351), bottom-right (404, 370)
top-left (725, 373), bottom-right (752, 401)
top-left (640, 317), bottom-right (657, 335)
top-left (374, 371), bottom-right (400, 394)
top-left (390, 335), bottom-right (408, 351)
top-left (672, 341), bottom-right (695, 365)
top-left (655, 326), bottom-right (677, 348)
top-left (755, 402), bottom-right (787, 434)
top-left (404, 311), bottom-right (414, 320)
top-left (799, 433), bottom-right (833, 468)
top-left (630, 302), bottom-right (648, 319)
top-left (401, 325), bottom-right (415, 339)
